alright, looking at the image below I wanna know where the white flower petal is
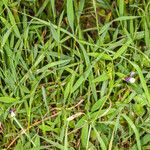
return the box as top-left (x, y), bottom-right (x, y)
top-left (10, 112), bottom-right (16, 117)
top-left (129, 77), bottom-right (135, 83)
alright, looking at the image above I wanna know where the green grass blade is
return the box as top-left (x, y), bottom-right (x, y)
top-left (67, 0), bottom-right (74, 32)
top-left (122, 114), bottom-right (141, 150)
top-left (5, 6), bottom-right (21, 38)
top-left (40, 136), bottom-right (64, 150)
top-left (129, 62), bottom-right (150, 106)
top-left (50, 22), bottom-right (59, 43)
top-left (36, 59), bottom-right (71, 74)
top-left (0, 97), bottom-right (19, 103)
top-left (81, 124), bottom-right (89, 148)
top-left (71, 67), bottom-right (91, 93)
top-left (92, 125), bottom-right (107, 150)
top-left (36, 0), bottom-right (49, 17)
top-left (1, 28), bottom-right (12, 48)
top-left (91, 96), bottom-right (107, 112)
top-left (113, 39), bottom-right (132, 60)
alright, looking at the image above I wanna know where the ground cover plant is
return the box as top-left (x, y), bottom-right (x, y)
top-left (0, 0), bottom-right (150, 149)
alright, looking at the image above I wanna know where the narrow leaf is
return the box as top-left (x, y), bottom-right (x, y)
top-left (113, 39), bottom-right (132, 59)
top-left (1, 29), bottom-right (12, 48)
top-left (0, 97), bottom-right (18, 103)
top-left (91, 96), bottom-right (107, 112)
top-left (122, 114), bottom-right (141, 150)
top-left (36, 59), bottom-right (71, 74)
top-left (7, 7), bottom-right (21, 38)
top-left (67, 0), bottom-right (74, 32)
top-left (81, 124), bottom-right (89, 148)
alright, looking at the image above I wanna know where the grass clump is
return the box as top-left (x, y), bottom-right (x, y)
top-left (0, 0), bottom-right (150, 149)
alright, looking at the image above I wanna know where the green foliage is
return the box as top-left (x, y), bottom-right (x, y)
top-left (0, 0), bottom-right (150, 149)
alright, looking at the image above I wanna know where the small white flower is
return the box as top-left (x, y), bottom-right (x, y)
top-left (9, 109), bottom-right (16, 117)
top-left (129, 77), bottom-right (135, 83)
top-left (10, 111), bottom-right (16, 117)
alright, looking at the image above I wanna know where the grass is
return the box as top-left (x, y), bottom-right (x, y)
top-left (0, 0), bottom-right (150, 149)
